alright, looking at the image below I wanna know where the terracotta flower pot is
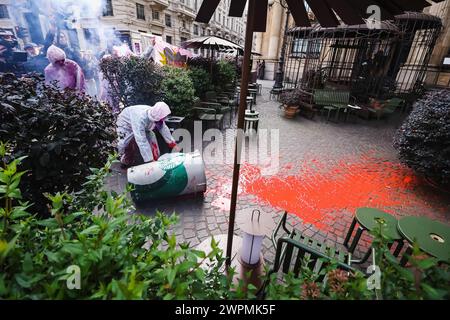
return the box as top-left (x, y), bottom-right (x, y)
top-left (284, 105), bottom-right (299, 119)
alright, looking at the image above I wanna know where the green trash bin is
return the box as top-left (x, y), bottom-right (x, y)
top-left (127, 150), bottom-right (207, 202)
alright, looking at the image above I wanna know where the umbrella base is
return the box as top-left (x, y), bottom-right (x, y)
top-left (196, 234), bottom-right (265, 291)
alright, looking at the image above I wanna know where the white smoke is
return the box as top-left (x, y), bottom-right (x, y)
top-left (49, 0), bottom-right (104, 19)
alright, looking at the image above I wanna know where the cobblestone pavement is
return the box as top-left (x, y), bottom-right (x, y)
top-left (106, 80), bottom-right (450, 266)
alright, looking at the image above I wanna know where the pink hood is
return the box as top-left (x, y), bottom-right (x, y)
top-left (47, 45), bottom-right (66, 64)
top-left (148, 102), bottom-right (171, 122)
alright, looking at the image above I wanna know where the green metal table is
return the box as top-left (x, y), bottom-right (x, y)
top-left (244, 110), bottom-right (259, 133)
top-left (344, 207), bottom-right (403, 263)
top-left (397, 216), bottom-right (450, 265)
top-left (248, 88), bottom-right (258, 105)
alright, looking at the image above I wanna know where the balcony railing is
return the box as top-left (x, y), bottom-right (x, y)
top-left (148, 0), bottom-right (169, 8)
top-left (176, 4), bottom-right (196, 19)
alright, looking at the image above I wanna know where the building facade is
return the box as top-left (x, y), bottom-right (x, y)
top-left (0, 0), bottom-right (247, 55)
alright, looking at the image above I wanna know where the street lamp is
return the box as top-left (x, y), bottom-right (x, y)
top-left (271, 0), bottom-right (290, 90)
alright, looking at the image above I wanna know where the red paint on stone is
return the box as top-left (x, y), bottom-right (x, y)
top-left (239, 156), bottom-right (448, 233)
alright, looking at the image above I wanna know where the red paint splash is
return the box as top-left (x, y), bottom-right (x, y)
top-left (204, 156), bottom-right (448, 235)
top-left (239, 155), bottom-right (448, 232)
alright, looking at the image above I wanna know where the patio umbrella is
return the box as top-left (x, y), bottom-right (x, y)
top-left (221, 48), bottom-right (262, 56)
top-left (194, 0), bottom-right (444, 268)
top-left (181, 35), bottom-right (243, 54)
top-left (182, 35), bottom-right (244, 73)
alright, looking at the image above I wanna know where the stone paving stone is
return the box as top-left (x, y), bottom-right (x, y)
top-left (195, 223), bottom-right (207, 232)
top-left (197, 229), bottom-right (210, 239)
top-left (188, 238), bottom-right (200, 247)
top-left (183, 229), bottom-right (196, 239)
top-left (218, 223), bottom-right (229, 232)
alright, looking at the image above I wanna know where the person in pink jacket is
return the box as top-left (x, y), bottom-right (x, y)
top-left (44, 45), bottom-right (85, 92)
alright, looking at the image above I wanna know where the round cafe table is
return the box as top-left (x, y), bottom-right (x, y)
top-left (344, 208), bottom-right (403, 263)
top-left (245, 110), bottom-right (259, 117)
top-left (397, 216), bottom-right (450, 264)
top-left (244, 110), bottom-right (259, 133)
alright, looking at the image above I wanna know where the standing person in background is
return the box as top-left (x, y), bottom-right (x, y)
top-left (45, 45), bottom-right (85, 93)
top-left (143, 37), bottom-right (156, 62)
top-left (82, 50), bottom-right (99, 98)
top-left (43, 25), bottom-right (83, 67)
top-left (0, 29), bottom-right (21, 73)
top-left (23, 43), bottom-right (48, 74)
top-left (256, 60), bottom-right (261, 79)
top-left (56, 32), bottom-right (83, 66)
top-left (259, 60), bottom-right (265, 80)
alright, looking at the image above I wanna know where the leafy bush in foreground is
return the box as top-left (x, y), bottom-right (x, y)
top-left (188, 67), bottom-right (213, 99)
top-left (0, 151), bottom-right (253, 299)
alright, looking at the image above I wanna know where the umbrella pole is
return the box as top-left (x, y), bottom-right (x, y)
top-left (226, 0), bottom-right (256, 268)
top-left (235, 52), bottom-right (239, 87)
top-left (210, 48), bottom-right (213, 74)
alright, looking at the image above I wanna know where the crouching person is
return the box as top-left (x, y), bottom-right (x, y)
top-left (117, 102), bottom-right (179, 168)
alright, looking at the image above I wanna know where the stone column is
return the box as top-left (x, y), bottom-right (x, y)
top-left (254, 32), bottom-right (263, 54)
top-left (425, 0), bottom-right (450, 86)
top-left (265, 2), bottom-right (283, 80)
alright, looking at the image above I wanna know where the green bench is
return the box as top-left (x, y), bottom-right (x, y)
top-left (313, 89), bottom-right (355, 122)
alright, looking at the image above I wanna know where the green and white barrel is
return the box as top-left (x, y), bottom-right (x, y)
top-left (127, 150), bottom-right (207, 202)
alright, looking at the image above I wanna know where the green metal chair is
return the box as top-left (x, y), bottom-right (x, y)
top-left (344, 208), bottom-right (404, 263)
top-left (192, 106), bottom-right (224, 130)
top-left (258, 211), bottom-right (356, 298)
top-left (200, 102), bottom-right (231, 127)
top-left (270, 88), bottom-right (283, 101)
top-left (266, 212), bottom-right (356, 285)
top-left (204, 91), bottom-right (218, 102)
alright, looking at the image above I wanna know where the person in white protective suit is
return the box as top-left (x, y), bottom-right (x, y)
top-left (116, 102), bottom-right (179, 167)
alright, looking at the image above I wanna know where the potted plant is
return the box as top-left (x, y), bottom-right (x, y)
top-left (280, 89), bottom-right (302, 119)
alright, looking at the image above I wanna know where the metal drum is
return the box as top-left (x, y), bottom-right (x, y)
top-left (127, 150), bottom-right (207, 202)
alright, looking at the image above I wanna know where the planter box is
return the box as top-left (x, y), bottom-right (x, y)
top-left (165, 116), bottom-right (185, 132)
top-left (156, 116), bottom-right (185, 156)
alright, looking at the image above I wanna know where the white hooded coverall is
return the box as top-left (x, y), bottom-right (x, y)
top-left (116, 102), bottom-right (176, 163)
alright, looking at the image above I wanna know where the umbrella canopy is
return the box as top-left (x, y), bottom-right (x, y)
top-left (196, 0), bottom-right (445, 31)
top-left (221, 48), bottom-right (262, 56)
top-left (181, 35), bottom-right (243, 52)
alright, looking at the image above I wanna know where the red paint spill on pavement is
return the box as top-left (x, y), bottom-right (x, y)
top-left (238, 155), bottom-right (448, 232)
